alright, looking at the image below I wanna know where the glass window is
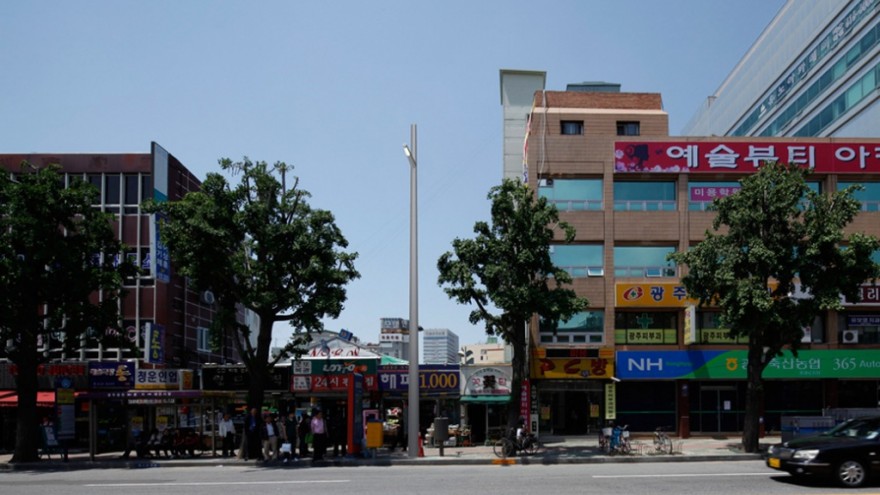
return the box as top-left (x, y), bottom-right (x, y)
top-left (614, 311), bottom-right (678, 344)
top-left (540, 311), bottom-right (605, 344)
top-left (614, 246), bottom-right (676, 278)
top-left (838, 182), bottom-right (880, 212)
top-left (616, 121), bottom-right (640, 136)
top-left (614, 181), bottom-right (676, 211)
top-left (197, 327), bottom-right (211, 352)
top-left (142, 175), bottom-right (152, 202)
top-left (550, 244), bottom-right (604, 277)
top-left (105, 175), bottom-right (120, 205)
top-left (838, 313), bottom-right (880, 345)
top-left (695, 310), bottom-right (748, 344)
top-left (539, 178), bottom-right (602, 211)
top-left (87, 174), bottom-right (102, 205)
top-left (687, 181), bottom-right (741, 211)
top-left (794, 62), bottom-right (880, 136)
top-left (561, 121), bottom-right (583, 135)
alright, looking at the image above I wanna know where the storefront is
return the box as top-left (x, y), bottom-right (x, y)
top-left (459, 365), bottom-right (511, 443)
top-left (530, 348), bottom-right (615, 435)
top-left (617, 349), bottom-right (880, 435)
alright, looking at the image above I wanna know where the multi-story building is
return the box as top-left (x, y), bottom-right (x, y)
top-left (422, 328), bottom-right (460, 365)
top-left (378, 317), bottom-right (412, 362)
top-left (683, 0), bottom-right (880, 138)
top-left (502, 70), bottom-right (880, 437)
top-left (0, 143), bottom-right (241, 450)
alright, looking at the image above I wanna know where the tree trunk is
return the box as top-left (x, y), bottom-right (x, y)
top-left (506, 325), bottom-right (526, 433)
top-left (742, 343), bottom-right (764, 453)
top-left (12, 355), bottom-right (40, 463)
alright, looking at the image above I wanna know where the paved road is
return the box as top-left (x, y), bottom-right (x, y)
top-left (3, 461), bottom-right (878, 495)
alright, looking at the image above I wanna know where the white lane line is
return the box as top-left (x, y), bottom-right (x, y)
top-left (594, 472), bottom-right (773, 479)
top-left (85, 480), bottom-right (350, 487)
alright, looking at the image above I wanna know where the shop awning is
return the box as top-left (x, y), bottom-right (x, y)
top-left (460, 395), bottom-right (511, 404)
top-left (0, 391), bottom-right (56, 408)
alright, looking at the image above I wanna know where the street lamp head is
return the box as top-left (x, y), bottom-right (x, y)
top-left (403, 144), bottom-right (416, 168)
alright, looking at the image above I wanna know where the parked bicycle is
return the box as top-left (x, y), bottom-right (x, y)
top-left (493, 428), bottom-right (540, 458)
top-left (609, 424), bottom-right (632, 455)
top-left (653, 426), bottom-right (673, 454)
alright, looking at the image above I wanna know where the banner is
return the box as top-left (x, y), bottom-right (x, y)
top-left (617, 349), bottom-right (880, 380)
top-left (531, 357), bottom-right (613, 379)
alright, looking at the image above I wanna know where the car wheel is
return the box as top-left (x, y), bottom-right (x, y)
top-left (836, 459), bottom-right (868, 488)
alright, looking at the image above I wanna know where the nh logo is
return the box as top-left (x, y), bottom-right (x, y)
top-left (628, 358), bottom-right (663, 372)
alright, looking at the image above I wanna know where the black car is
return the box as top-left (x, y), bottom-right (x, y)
top-left (766, 416), bottom-right (880, 488)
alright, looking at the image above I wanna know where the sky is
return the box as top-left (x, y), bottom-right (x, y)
top-left (1, 0), bottom-right (787, 353)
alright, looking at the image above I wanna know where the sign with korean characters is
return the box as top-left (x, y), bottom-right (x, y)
top-left (531, 357), bottom-right (613, 380)
top-left (88, 361), bottom-right (135, 389)
top-left (617, 350), bottom-right (880, 380)
top-left (202, 365), bottom-right (289, 391)
top-left (379, 364), bottom-right (459, 396)
top-left (616, 283), bottom-right (696, 308)
top-left (135, 369), bottom-right (193, 390)
top-left (291, 359), bottom-right (379, 393)
top-left (604, 382), bottom-right (616, 420)
top-left (614, 141), bottom-right (880, 174)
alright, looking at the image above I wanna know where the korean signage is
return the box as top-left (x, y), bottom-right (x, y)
top-left (292, 373), bottom-right (378, 393)
top-left (379, 364), bottom-right (459, 396)
top-left (1, 362), bottom-right (89, 389)
top-left (604, 382), bottom-right (616, 420)
top-left (88, 361), bottom-right (135, 389)
top-left (616, 283), bottom-right (696, 308)
top-left (531, 357), bottom-right (613, 380)
top-left (847, 315), bottom-right (880, 327)
top-left (149, 213), bottom-right (171, 284)
top-left (617, 350), bottom-right (880, 380)
top-left (144, 323), bottom-right (164, 364)
top-left (135, 369), bottom-right (193, 390)
top-left (463, 366), bottom-right (511, 395)
top-left (201, 365), bottom-right (289, 391)
top-left (689, 185), bottom-right (740, 202)
top-left (614, 141), bottom-right (880, 174)
top-left (292, 359), bottom-right (379, 393)
top-left (846, 285), bottom-right (880, 305)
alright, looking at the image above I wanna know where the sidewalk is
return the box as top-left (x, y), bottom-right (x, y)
top-left (0, 434), bottom-right (777, 471)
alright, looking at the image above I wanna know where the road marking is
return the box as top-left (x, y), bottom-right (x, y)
top-left (594, 472), bottom-right (772, 479)
top-left (85, 480), bottom-right (350, 487)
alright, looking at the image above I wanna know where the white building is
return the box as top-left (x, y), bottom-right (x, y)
top-left (683, 0), bottom-right (880, 137)
top-left (422, 328), bottom-right (460, 365)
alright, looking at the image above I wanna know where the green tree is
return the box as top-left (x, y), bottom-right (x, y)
top-left (669, 162), bottom-right (879, 453)
top-left (0, 163), bottom-right (135, 463)
top-left (145, 158), bottom-right (359, 412)
top-left (437, 178), bottom-right (587, 432)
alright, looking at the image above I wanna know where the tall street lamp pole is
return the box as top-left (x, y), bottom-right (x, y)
top-left (403, 124), bottom-right (420, 458)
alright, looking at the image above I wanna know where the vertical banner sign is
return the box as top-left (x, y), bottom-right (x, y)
top-left (149, 214), bottom-right (171, 284)
top-left (144, 323), bottom-right (165, 364)
top-left (604, 382), bottom-right (617, 420)
top-left (520, 378), bottom-right (531, 432)
top-left (684, 306), bottom-right (696, 344)
top-left (55, 376), bottom-right (75, 441)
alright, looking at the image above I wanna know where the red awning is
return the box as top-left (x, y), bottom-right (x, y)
top-left (0, 391), bottom-right (56, 408)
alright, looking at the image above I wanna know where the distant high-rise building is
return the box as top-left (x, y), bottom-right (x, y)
top-left (378, 317), bottom-right (411, 362)
top-left (422, 328), bottom-right (459, 365)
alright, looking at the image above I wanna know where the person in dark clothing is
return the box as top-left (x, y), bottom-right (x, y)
top-left (282, 412), bottom-right (298, 462)
top-left (298, 412), bottom-right (311, 458)
top-left (245, 407), bottom-right (263, 461)
top-left (330, 411), bottom-right (347, 457)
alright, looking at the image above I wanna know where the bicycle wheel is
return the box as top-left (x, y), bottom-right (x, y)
top-left (493, 438), bottom-right (512, 458)
top-left (523, 437), bottom-right (539, 455)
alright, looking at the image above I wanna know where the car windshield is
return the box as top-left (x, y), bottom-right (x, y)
top-left (821, 418), bottom-right (880, 440)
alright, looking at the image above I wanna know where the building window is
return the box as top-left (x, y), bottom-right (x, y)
top-left (550, 244), bottom-right (604, 278)
top-left (560, 120), bottom-right (584, 135)
top-left (540, 311), bottom-right (604, 344)
top-left (616, 121), bottom-right (640, 136)
top-left (794, 61), bottom-right (880, 136)
top-left (695, 311), bottom-right (747, 344)
top-left (838, 181), bottom-right (880, 212)
top-left (538, 178), bottom-right (603, 211)
top-left (613, 181), bottom-right (676, 211)
top-left (838, 313), bottom-right (880, 345)
top-left (615, 311), bottom-right (677, 344)
top-left (197, 327), bottom-right (211, 352)
top-left (613, 246), bottom-right (676, 278)
top-left (687, 181), bottom-right (741, 211)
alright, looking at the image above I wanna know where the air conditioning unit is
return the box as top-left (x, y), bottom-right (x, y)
top-left (201, 290), bottom-right (215, 305)
top-left (842, 329), bottom-right (859, 344)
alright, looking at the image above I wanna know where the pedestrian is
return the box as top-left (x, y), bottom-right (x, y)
top-left (330, 410), bottom-right (347, 457)
top-left (146, 428), bottom-right (162, 458)
top-left (298, 411), bottom-right (311, 458)
top-left (282, 411), bottom-right (298, 463)
top-left (261, 413), bottom-right (280, 462)
top-left (218, 413), bottom-right (236, 458)
top-left (310, 408), bottom-right (328, 463)
top-left (244, 407), bottom-right (262, 461)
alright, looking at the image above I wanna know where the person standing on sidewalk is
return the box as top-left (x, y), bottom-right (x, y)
top-left (298, 411), bottom-right (311, 458)
top-left (218, 413), bottom-right (236, 458)
top-left (310, 409), bottom-right (328, 463)
top-left (261, 413), bottom-right (280, 462)
top-left (244, 407), bottom-right (262, 461)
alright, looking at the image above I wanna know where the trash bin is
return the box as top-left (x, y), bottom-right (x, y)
top-left (366, 420), bottom-right (384, 449)
top-left (433, 418), bottom-right (449, 443)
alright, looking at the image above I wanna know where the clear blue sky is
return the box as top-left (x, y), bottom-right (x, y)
top-left (1, 0), bottom-right (786, 352)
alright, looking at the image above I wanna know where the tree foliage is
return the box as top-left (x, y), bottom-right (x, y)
top-left (0, 163), bottom-right (136, 462)
top-left (669, 162), bottom-right (879, 452)
top-left (437, 178), bottom-right (587, 429)
top-left (144, 158), bottom-right (359, 408)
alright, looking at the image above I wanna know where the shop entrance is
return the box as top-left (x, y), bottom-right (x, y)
top-left (697, 385), bottom-right (741, 433)
top-left (538, 382), bottom-right (604, 435)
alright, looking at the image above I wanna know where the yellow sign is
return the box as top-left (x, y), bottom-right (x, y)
top-left (605, 383), bottom-right (616, 420)
top-left (616, 283), bottom-right (697, 307)
top-left (530, 357), bottom-right (614, 380)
